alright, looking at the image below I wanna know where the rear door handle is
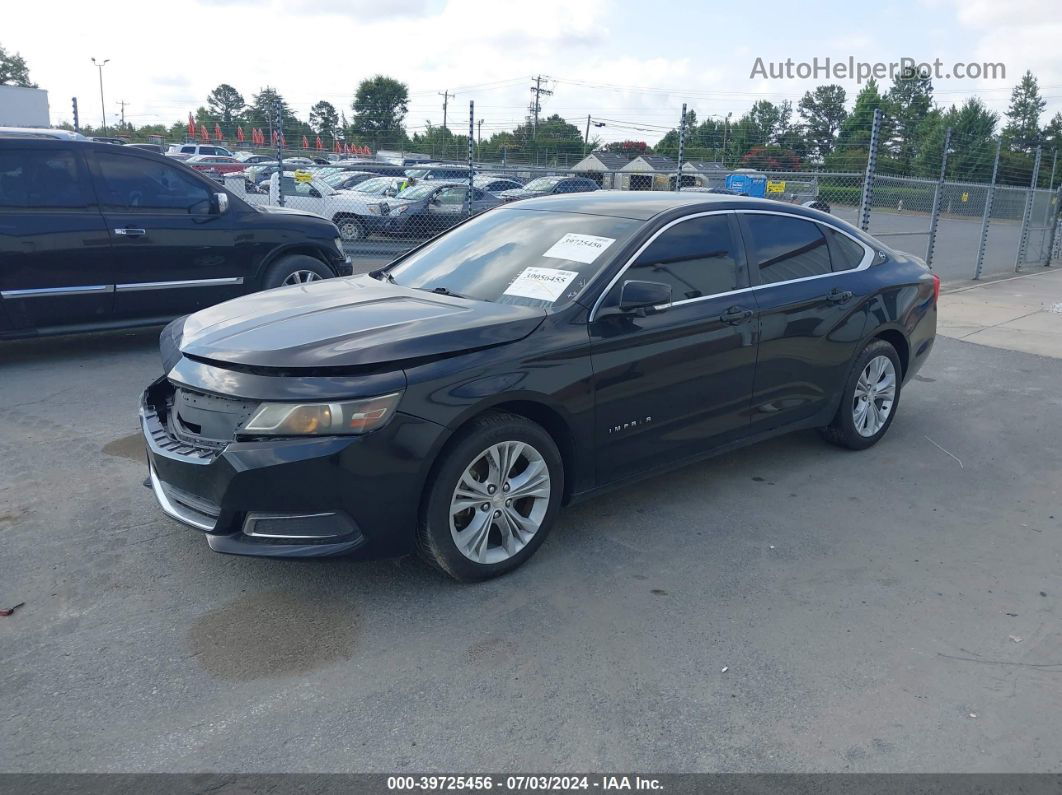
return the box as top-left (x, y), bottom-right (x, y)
top-left (720, 305), bottom-right (754, 325)
top-left (114, 228), bottom-right (146, 237)
top-left (826, 287), bottom-right (853, 303)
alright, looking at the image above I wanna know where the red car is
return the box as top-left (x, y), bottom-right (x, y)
top-left (185, 155), bottom-right (246, 180)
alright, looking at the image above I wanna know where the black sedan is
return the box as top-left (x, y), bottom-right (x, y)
top-left (497, 175), bottom-right (598, 202)
top-left (142, 192), bottom-right (938, 581)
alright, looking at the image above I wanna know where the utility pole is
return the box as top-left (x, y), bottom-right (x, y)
top-left (439, 90), bottom-right (451, 130)
top-left (529, 75), bottom-right (553, 141)
top-left (71, 97), bottom-right (80, 133)
top-left (476, 118), bottom-right (483, 148)
top-left (583, 115), bottom-right (604, 156)
top-left (90, 57), bottom-right (110, 134)
top-left (117, 100), bottom-right (128, 129)
top-left (721, 112), bottom-right (732, 167)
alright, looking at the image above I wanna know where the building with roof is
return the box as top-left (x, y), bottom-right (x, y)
top-left (619, 154), bottom-right (678, 190)
top-left (569, 150), bottom-right (631, 188)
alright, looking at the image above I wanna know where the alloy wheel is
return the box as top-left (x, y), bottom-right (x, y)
top-left (450, 441), bottom-right (550, 564)
top-left (282, 270), bottom-right (323, 286)
top-left (852, 355), bottom-right (897, 437)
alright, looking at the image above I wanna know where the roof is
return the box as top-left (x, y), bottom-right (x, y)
top-left (683, 160), bottom-right (725, 172)
top-left (621, 154), bottom-right (677, 172)
top-left (583, 151), bottom-right (631, 170)
top-left (492, 190), bottom-right (763, 220)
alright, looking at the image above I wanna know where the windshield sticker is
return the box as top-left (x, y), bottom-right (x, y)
top-left (542, 233), bottom-right (616, 264)
top-left (503, 267), bottom-right (580, 302)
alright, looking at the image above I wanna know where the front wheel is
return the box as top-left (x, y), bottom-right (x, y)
top-left (335, 215), bottom-right (367, 241)
top-left (417, 412), bottom-right (564, 582)
top-left (821, 340), bottom-right (902, 450)
top-left (261, 254), bottom-right (333, 290)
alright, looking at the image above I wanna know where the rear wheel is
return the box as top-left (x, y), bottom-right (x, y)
top-left (261, 254), bottom-right (333, 290)
top-left (821, 339), bottom-right (902, 450)
top-left (417, 412), bottom-right (563, 582)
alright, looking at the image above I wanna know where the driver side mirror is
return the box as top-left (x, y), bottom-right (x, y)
top-left (212, 193), bottom-right (229, 214)
top-left (618, 280), bottom-right (671, 314)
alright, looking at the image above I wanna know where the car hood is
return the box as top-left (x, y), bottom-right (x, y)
top-left (177, 274), bottom-right (546, 370)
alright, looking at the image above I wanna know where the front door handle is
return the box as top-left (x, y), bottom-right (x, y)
top-left (826, 287), bottom-right (853, 303)
top-left (114, 228), bottom-right (146, 237)
top-left (720, 305), bottom-right (754, 325)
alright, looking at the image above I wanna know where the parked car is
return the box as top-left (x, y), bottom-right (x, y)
top-left (185, 154), bottom-right (246, 180)
top-left (139, 191), bottom-right (937, 579)
top-left (333, 160), bottom-right (408, 177)
top-left (497, 175), bottom-right (599, 201)
top-left (0, 139), bottom-right (352, 339)
top-left (403, 163), bottom-right (473, 181)
top-left (247, 172), bottom-right (406, 241)
top-left (474, 175), bottom-right (524, 193)
top-left (126, 143), bottom-right (166, 154)
top-left (320, 170), bottom-right (378, 191)
top-left (234, 152), bottom-right (272, 164)
top-left (0, 126), bottom-right (87, 140)
top-left (380, 182), bottom-right (503, 236)
top-left (167, 143), bottom-right (235, 158)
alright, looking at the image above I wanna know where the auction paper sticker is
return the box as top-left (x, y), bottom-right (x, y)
top-left (503, 267), bottom-right (580, 302)
top-left (542, 233), bottom-right (616, 264)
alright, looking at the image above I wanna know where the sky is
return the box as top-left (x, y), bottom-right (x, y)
top-left (4, 0), bottom-right (1061, 145)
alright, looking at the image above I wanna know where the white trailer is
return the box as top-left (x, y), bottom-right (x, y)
top-left (0, 86), bottom-right (50, 127)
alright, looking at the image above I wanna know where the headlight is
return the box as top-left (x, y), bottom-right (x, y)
top-left (395, 205), bottom-right (411, 215)
top-left (334, 237), bottom-right (344, 252)
top-left (241, 393), bottom-right (401, 437)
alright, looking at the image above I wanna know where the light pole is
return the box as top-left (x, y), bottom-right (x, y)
top-left (91, 57), bottom-right (110, 135)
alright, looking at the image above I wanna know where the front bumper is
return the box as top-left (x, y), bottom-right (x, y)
top-left (140, 386), bottom-right (444, 559)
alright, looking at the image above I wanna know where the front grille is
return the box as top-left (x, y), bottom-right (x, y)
top-left (143, 404), bottom-right (217, 460)
top-left (171, 387), bottom-right (258, 447)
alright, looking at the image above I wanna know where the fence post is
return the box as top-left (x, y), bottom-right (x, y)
top-left (467, 100), bottom-right (474, 218)
top-left (1044, 185), bottom-right (1062, 267)
top-left (274, 100), bottom-right (284, 208)
top-left (858, 108), bottom-right (882, 232)
top-left (1015, 146), bottom-right (1042, 271)
top-left (674, 103), bottom-right (686, 192)
top-left (973, 139), bottom-right (1002, 280)
top-left (925, 127), bottom-right (952, 269)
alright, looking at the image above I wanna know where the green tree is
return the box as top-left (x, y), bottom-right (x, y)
top-left (352, 75), bottom-right (410, 141)
top-left (247, 87), bottom-right (295, 135)
top-left (886, 65), bottom-right (934, 172)
top-left (1043, 112), bottom-right (1062, 158)
top-left (1002, 70), bottom-right (1046, 152)
top-left (745, 100), bottom-right (784, 147)
top-left (513, 114), bottom-right (585, 164)
top-left (798, 84), bottom-right (847, 159)
top-left (309, 100), bottom-right (340, 138)
top-left (0, 43), bottom-right (34, 87)
top-left (915, 98), bottom-right (998, 181)
top-left (206, 84), bottom-right (245, 124)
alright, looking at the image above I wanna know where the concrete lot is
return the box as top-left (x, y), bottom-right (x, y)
top-left (2, 328), bottom-right (1061, 772)
top-left (939, 268), bottom-right (1062, 359)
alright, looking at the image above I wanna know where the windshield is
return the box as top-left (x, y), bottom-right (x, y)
top-left (396, 184), bottom-right (439, 201)
top-left (524, 176), bottom-right (564, 191)
top-left (353, 177), bottom-right (397, 194)
top-left (405, 168), bottom-right (430, 178)
top-left (385, 208), bottom-right (640, 310)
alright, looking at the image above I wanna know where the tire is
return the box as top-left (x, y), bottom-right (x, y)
top-left (417, 411), bottom-right (564, 582)
top-left (261, 254), bottom-right (333, 289)
top-left (334, 215), bottom-right (367, 241)
top-left (821, 339), bottom-right (902, 450)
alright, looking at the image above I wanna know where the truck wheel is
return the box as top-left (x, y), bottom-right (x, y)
top-left (335, 215), bottom-right (367, 241)
top-left (262, 255), bottom-right (333, 289)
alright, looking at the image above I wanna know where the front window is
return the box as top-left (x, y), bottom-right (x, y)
top-left (404, 167), bottom-right (430, 178)
top-left (353, 177), bottom-right (397, 194)
top-left (396, 184), bottom-right (439, 201)
top-left (385, 208), bottom-right (640, 309)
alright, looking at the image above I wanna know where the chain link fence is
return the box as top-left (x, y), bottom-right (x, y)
top-left (181, 102), bottom-right (1061, 282)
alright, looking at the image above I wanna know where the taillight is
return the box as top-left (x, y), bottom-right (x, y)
top-left (932, 273), bottom-right (941, 304)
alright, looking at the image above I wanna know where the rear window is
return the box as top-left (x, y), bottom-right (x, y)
top-left (825, 227), bottom-right (867, 271)
top-left (0, 149), bottom-right (89, 208)
top-left (743, 214), bottom-right (832, 284)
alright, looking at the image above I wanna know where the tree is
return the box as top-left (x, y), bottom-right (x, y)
top-left (603, 140), bottom-right (651, 158)
top-left (914, 99), bottom-right (997, 181)
top-left (887, 65), bottom-right (934, 172)
top-left (1043, 112), bottom-right (1062, 158)
top-left (740, 146), bottom-right (801, 171)
top-left (0, 43), bottom-right (34, 87)
top-left (247, 87), bottom-right (295, 134)
top-left (309, 100), bottom-right (340, 138)
top-left (206, 84), bottom-right (245, 124)
top-left (798, 84), bottom-right (847, 159)
top-left (1003, 70), bottom-right (1046, 152)
top-left (745, 100), bottom-right (784, 147)
top-left (509, 114), bottom-right (585, 164)
top-left (352, 75), bottom-right (409, 143)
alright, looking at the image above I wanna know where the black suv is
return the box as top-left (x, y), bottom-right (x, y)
top-left (0, 139), bottom-right (352, 339)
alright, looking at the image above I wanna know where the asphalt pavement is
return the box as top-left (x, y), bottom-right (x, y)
top-left (1, 328), bottom-right (1060, 773)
